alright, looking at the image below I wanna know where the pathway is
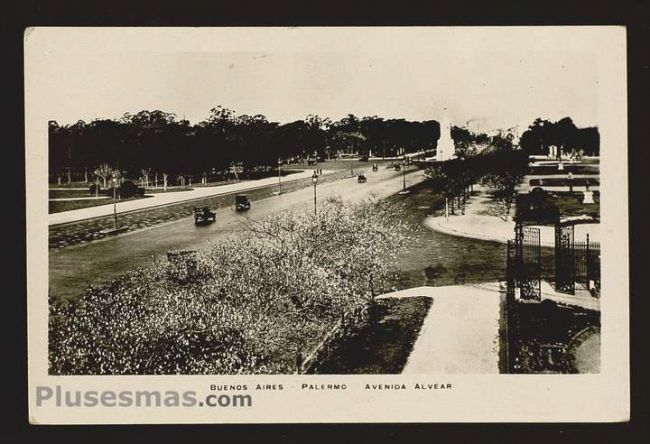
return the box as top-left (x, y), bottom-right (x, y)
top-left (376, 284), bottom-right (502, 374)
top-left (50, 196), bottom-right (110, 202)
top-left (424, 187), bottom-right (600, 246)
top-left (570, 327), bottom-right (601, 373)
top-left (539, 281), bottom-right (600, 311)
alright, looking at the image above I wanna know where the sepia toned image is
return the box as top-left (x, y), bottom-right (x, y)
top-left (46, 32), bottom-right (600, 375)
top-left (26, 26), bottom-right (629, 423)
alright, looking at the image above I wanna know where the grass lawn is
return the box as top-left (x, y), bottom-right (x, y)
top-left (386, 178), bottom-right (514, 289)
top-left (191, 169), bottom-right (301, 186)
top-left (49, 195), bottom-right (152, 214)
top-left (49, 181), bottom-right (95, 189)
top-left (386, 179), bottom-right (446, 216)
top-left (49, 189), bottom-right (95, 199)
top-left (286, 159), bottom-right (394, 172)
top-left (528, 165), bottom-right (599, 175)
top-left (552, 191), bottom-right (600, 218)
top-left (530, 177), bottom-right (599, 187)
top-left (144, 186), bottom-right (194, 193)
top-left (310, 297), bottom-right (432, 374)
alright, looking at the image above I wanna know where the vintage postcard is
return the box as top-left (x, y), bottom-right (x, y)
top-left (25, 26), bottom-right (629, 423)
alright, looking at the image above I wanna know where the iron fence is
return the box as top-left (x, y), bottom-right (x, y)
top-left (574, 238), bottom-right (601, 296)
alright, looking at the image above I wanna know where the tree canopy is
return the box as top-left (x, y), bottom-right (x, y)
top-left (519, 117), bottom-right (599, 156)
top-left (48, 109), bottom-right (443, 182)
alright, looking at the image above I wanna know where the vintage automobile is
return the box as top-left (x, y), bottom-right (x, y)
top-left (235, 194), bottom-right (251, 212)
top-left (394, 164), bottom-right (401, 171)
top-left (103, 180), bottom-right (146, 199)
top-left (357, 174), bottom-right (367, 183)
top-left (194, 207), bottom-right (216, 225)
top-left (120, 180), bottom-right (146, 198)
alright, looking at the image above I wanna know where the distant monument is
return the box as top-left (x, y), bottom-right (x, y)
top-left (436, 113), bottom-right (456, 162)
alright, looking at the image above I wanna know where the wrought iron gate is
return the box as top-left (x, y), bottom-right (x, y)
top-left (520, 227), bottom-right (541, 300)
top-left (506, 240), bottom-right (517, 302)
top-left (507, 225), bottom-right (542, 301)
top-left (555, 223), bottom-right (575, 294)
top-left (576, 235), bottom-right (601, 296)
top-left (586, 242), bottom-right (601, 293)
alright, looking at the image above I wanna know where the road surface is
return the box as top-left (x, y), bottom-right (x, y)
top-left (49, 169), bottom-right (331, 226)
top-left (50, 166), bottom-right (424, 300)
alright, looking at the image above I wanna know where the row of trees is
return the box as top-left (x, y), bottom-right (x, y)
top-left (450, 125), bottom-right (491, 157)
top-left (49, 198), bottom-right (414, 375)
top-left (425, 133), bottom-right (528, 220)
top-left (49, 108), bottom-right (443, 184)
top-left (519, 117), bottom-right (600, 157)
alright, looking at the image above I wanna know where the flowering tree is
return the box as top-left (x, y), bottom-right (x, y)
top-left (49, 199), bottom-right (413, 375)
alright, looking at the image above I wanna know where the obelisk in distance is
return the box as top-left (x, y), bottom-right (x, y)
top-left (435, 108), bottom-right (456, 162)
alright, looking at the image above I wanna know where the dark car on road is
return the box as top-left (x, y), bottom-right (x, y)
top-left (357, 174), bottom-right (367, 183)
top-left (194, 207), bottom-right (216, 224)
top-left (235, 194), bottom-right (251, 212)
top-left (104, 180), bottom-right (146, 199)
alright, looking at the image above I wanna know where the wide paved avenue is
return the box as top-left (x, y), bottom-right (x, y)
top-left (49, 169), bottom-right (331, 226)
top-left (50, 166), bottom-right (424, 300)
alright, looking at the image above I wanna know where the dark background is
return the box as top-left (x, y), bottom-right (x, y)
top-left (1, 0), bottom-right (648, 442)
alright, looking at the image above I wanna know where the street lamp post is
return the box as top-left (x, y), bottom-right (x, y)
top-left (397, 148), bottom-right (411, 196)
top-left (402, 153), bottom-right (407, 191)
top-left (459, 156), bottom-right (466, 214)
top-left (312, 171), bottom-right (318, 215)
top-left (278, 157), bottom-right (282, 195)
top-left (112, 176), bottom-right (118, 229)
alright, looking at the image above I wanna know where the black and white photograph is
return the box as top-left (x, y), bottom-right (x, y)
top-left (25, 26), bottom-right (629, 423)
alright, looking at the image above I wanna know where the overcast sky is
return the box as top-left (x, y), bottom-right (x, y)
top-left (26, 27), bottom-right (603, 133)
